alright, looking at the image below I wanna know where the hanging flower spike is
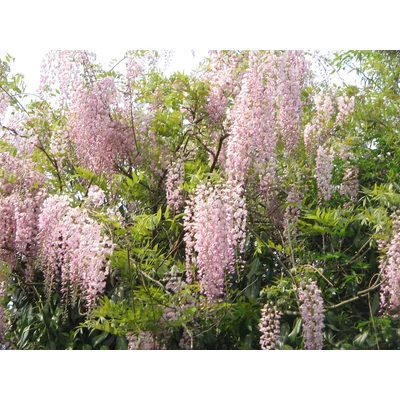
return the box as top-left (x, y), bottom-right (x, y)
top-left (259, 302), bottom-right (282, 350)
top-left (296, 279), bottom-right (324, 350)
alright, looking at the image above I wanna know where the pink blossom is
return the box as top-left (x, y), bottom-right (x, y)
top-left (304, 93), bottom-right (355, 152)
top-left (0, 304), bottom-right (5, 349)
top-left (37, 195), bottom-right (113, 309)
top-left (335, 95), bottom-right (355, 126)
top-left (0, 90), bottom-right (9, 122)
top-left (127, 331), bottom-right (165, 350)
top-left (296, 279), bottom-right (324, 350)
top-left (259, 302), bottom-right (282, 350)
top-left (225, 51), bottom-right (308, 194)
top-left (0, 147), bottom-right (47, 279)
top-left (379, 212), bottom-right (400, 315)
top-left (165, 157), bottom-right (184, 213)
top-left (204, 51), bottom-right (239, 126)
top-left (315, 146), bottom-right (334, 201)
top-left (67, 77), bottom-right (134, 176)
top-left (87, 185), bottom-right (106, 207)
top-left (39, 50), bottom-right (96, 105)
top-left (226, 51), bottom-right (278, 188)
top-left (0, 282), bottom-right (6, 349)
top-left (184, 182), bottom-right (247, 302)
top-left (276, 51), bottom-right (310, 155)
top-left (0, 196), bottom-right (16, 265)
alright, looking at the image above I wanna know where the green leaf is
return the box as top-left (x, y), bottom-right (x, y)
top-left (371, 293), bottom-right (380, 316)
top-left (287, 318), bottom-right (302, 343)
top-left (92, 331), bottom-right (109, 348)
top-left (116, 335), bottom-right (128, 350)
top-left (354, 330), bottom-right (369, 347)
top-left (246, 258), bottom-right (260, 280)
top-left (157, 207), bottom-right (162, 223)
top-left (19, 326), bottom-right (31, 348)
top-left (164, 205), bottom-right (170, 220)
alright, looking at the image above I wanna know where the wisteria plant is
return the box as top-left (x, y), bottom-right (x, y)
top-left (1, 50), bottom-right (400, 349)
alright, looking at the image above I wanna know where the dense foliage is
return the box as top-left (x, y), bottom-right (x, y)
top-left (1, 50), bottom-right (399, 350)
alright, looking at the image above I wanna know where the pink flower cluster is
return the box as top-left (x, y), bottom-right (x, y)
top-left (14, 190), bottom-right (47, 281)
top-left (258, 302), bottom-right (282, 350)
top-left (378, 212), bottom-right (400, 316)
top-left (126, 331), bottom-right (166, 350)
top-left (40, 50), bottom-right (96, 105)
top-left (315, 146), bottom-right (334, 201)
top-left (37, 195), bottom-right (113, 309)
top-left (0, 90), bottom-right (9, 122)
top-left (296, 279), bottom-right (324, 350)
top-left (303, 94), bottom-right (334, 151)
top-left (0, 196), bottom-right (17, 265)
top-left (2, 111), bottom-right (40, 158)
top-left (336, 95), bottom-right (355, 126)
top-left (225, 51), bottom-right (308, 194)
top-left (184, 182), bottom-right (247, 302)
top-left (67, 76), bottom-right (134, 176)
top-left (125, 51), bottom-right (161, 88)
top-left (0, 282), bottom-right (6, 349)
top-left (304, 93), bottom-right (355, 152)
top-left (205, 51), bottom-right (240, 126)
top-left (0, 151), bottom-right (47, 277)
top-left (276, 51), bottom-right (310, 155)
top-left (0, 149), bottom-right (46, 197)
top-left (165, 157), bottom-right (184, 213)
top-left (86, 185), bottom-right (106, 208)
top-left (226, 51), bottom-right (277, 188)
top-left (0, 306), bottom-right (4, 349)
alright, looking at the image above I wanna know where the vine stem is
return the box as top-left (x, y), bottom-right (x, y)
top-left (325, 275), bottom-right (384, 311)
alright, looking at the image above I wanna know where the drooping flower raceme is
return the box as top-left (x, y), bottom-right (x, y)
top-left (276, 51), bottom-right (309, 155)
top-left (184, 182), bottom-right (247, 302)
top-left (37, 195), bottom-right (113, 309)
top-left (226, 51), bottom-right (278, 189)
top-left (0, 196), bottom-right (17, 266)
top-left (0, 90), bottom-right (9, 122)
top-left (315, 146), bottom-right (334, 202)
top-left (204, 51), bottom-right (242, 128)
top-left (67, 77), bottom-right (134, 176)
top-left (225, 51), bottom-right (308, 197)
top-left (335, 95), bottom-right (355, 126)
top-left (296, 279), bottom-right (324, 350)
top-left (13, 190), bottom-right (47, 281)
top-left (39, 50), bottom-right (96, 105)
top-left (165, 157), bottom-right (184, 214)
top-left (0, 305), bottom-right (5, 349)
top-left (0, 150), bottom-right (47, 278)
top-left (259, 302), bottom-right (282, 350)
top-left (0, 282), bottom-right (6, 349)
top-left (378, 212), bottom-right (400, 316)
top-left (303, 93), bottom-right (355, 152)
